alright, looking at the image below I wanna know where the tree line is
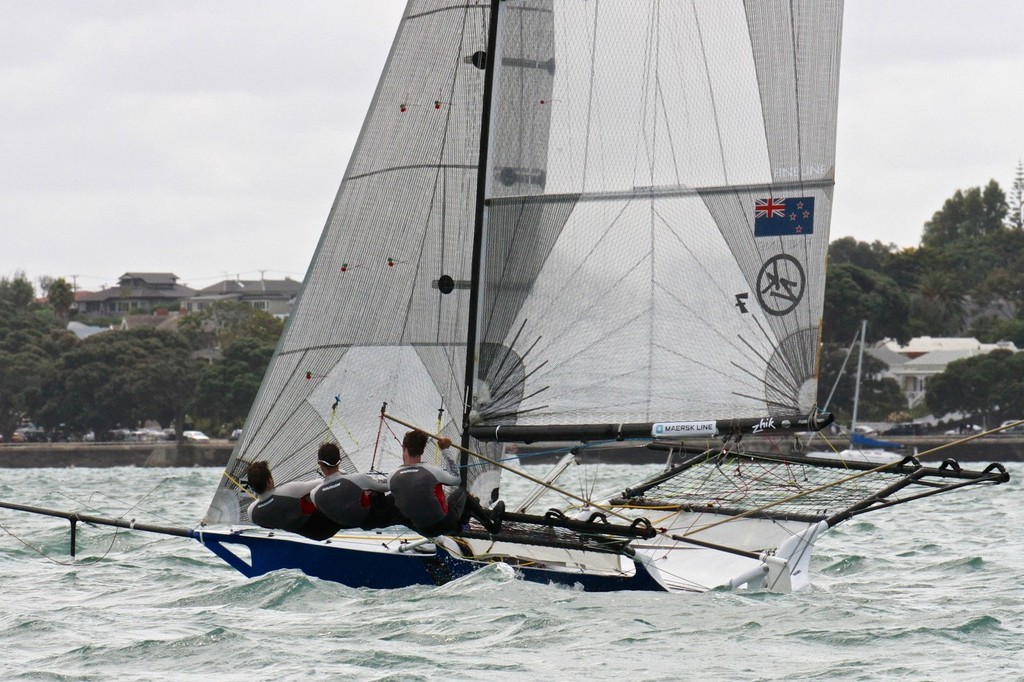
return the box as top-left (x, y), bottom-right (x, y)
top-left (0, 283), bottom-right (280, 443)
top-left (3, 165), bottom-right (1023, 439)
top-left (818, 163), bottom-right (1024, 426)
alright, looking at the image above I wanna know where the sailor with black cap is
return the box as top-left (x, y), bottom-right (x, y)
top-left (311, 442), bottom-right (405, 530)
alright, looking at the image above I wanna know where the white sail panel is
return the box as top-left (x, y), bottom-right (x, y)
top-left (477, 0), bottom-right (840, 427)
top-left (206, 1), bottom-right (496, 525)
top-left (541, 1), bottom-right (772, 195)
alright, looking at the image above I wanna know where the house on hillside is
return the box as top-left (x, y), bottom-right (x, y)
top-left (77, 273), bottom-right (195, 316)
top-left (182, 277), bottom-right (300, 318)
top-left (870, 336), bottom-right (1019, 409)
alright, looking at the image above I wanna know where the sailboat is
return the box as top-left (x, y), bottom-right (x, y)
top-left (192, 0), bottom-right (1008, 593)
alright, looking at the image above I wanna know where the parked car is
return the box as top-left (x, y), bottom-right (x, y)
top-left (943, 424), bottom-right (983, 435)
top-left (182, 430), bottom-right (211, 442)
top-left (999, 419), bottom-right (1024, 434)
top-left (12, 426), bottom-right (46, 442)
top-left (229, 428), bottom-right (243, 441)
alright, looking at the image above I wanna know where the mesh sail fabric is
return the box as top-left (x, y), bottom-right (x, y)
top-left (206, 1), bottom-right (498, 526)
top-left (474, 0), bottom-right (842, 427)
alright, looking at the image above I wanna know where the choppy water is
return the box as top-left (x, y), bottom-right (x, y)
top-left (0, 463), bottom-right (1021, 681)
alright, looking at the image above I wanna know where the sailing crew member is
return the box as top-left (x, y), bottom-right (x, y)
top-left (388, 430), bottom-right (504, 536)
top-left (310, 442), bottom-right (405, 529)
top-left (245, 460), bottom-right (341, 541)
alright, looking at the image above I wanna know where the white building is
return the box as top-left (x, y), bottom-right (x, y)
top-left (870, 337), bottom-right (1018, 408)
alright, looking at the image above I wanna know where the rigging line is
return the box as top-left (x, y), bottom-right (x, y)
top-left (531, 196), bottom-right (632, 334)
top-left (822, 326), bottom-right (861, 412)
top-left (671, 452), bottom-right (933, 538)
top-left (787, 0), bottom-right (805, 188)
top-left (746, 313), bottom-right (808, 391)
top-left (580, 0), bottom-right (598, 189)
top-left (76, 479), bottom-right (180, 528)
top-left (487, 333), bottom-right (543, 405)
top-left (688, 0), bottom-right (727, 185)
top-left (51, 474), bottom-right (173, 527)
top-left (405, 2), bottom-right (488, 22)
top-left (371, 404), bottom-right (387, 472)
top-left (650, 207), bottom-right (774, 364)
top-left (532, 247), bottom-right (652, 358)
top-left (0, 519), bottom-right (85, 566)
top-left (912, 420), bottom-right (1024, 460)
top-left (384, 413), bottom-right (641, 525)
top-left (473, 401), bottom-right (551, 427)
top-left (731, 358), bottom-right (800, 406)
top-left (730, 342), bottom-right (801, 399)
top-left (485, 355), bottom-right (547, 411)
top-left (222, 470), bottom-right (257, 499)
top-left (345, 163), bottom-right (478, 183)
top-left (486, 318), bottom-right (529, 394)
top-left (429, 1), bottom-right (472, 347)
top-left (644, 6), bottom-right (662, 422)
top-left (0, 508), bottom-right (129, 566)
top-left (634, 0), bottom-right (656, 184)
top-left (729, 392), bottom-right (798, 413)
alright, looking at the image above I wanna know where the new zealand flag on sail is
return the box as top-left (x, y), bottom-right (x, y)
top-left (754, 196), bottom-right (815, 237)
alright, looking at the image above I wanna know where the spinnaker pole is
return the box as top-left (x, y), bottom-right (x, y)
top-left (0, 500), bottom-right (194, 557)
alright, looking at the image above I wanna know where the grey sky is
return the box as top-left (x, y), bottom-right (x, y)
top-left (2, 1), bottom-right (1022, 294)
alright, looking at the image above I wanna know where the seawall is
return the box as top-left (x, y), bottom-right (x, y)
top-left (0, 441), bottom-right (234, 468)
top-left (1, 435), bottom-right (1020, 468)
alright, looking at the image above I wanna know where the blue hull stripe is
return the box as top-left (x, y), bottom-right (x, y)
top-left (196, 531), bottom-right (664, 592)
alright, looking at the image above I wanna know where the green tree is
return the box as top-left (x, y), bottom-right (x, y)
top-left (970, 317), bottom-right (1024, 347)
top-left (41, 328), bottom-right (200, 438)
top-left (908, 270), bottom-right (966, 336)
top-left (817, 343), bottom-right (905, 424)
top-left (822, 263), bottom-right (911, 344)
top-left (44, 277), bottom-right (76, 324)
top-left (921, 181), bottom-right (1008, 248)
top-left (827, 237), bottom-right (896, 271)
top-left (0, 293), bottom-right (70, 440)
top-left (925, 349), bottom-right (1018, 425)
top-left (178, 301), bottom-right (283, 351)
top-left (0, 272), bottom-right (35, 310)
top-left (1008, 160), bottom-right (1023, 231)
top-left (191, 337), bottom-right (274, 428)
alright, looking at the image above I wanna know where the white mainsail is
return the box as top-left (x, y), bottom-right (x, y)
top-left (206, 0), bottom-right (843, 525)
top-left (474, 1), bottom-right (840, 429)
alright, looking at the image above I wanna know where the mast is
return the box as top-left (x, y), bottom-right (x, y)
top-left (461, 0), bottom-right (502, 475)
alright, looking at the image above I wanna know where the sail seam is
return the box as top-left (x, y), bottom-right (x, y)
top-left (486, 178), bottom-right (834, 205)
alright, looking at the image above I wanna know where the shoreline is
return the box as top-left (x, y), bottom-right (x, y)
top-left (0, 441), bottom-right (234, 468)
top-left (1, 433), bottom-right (1021, 468)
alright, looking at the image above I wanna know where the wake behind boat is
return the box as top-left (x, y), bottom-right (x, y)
top-left (6, 0), bottom-right (1003, 594)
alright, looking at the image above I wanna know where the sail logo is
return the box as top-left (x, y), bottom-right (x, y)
top-left (754, 196), bottom-right (815, 237)
top-left (756, 254), bottom-right (805, 317)
top-left (652, 421), bottom-right (717, 438)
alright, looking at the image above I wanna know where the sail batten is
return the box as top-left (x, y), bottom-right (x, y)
top-left (486, 178), bottom-right (835, 207)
